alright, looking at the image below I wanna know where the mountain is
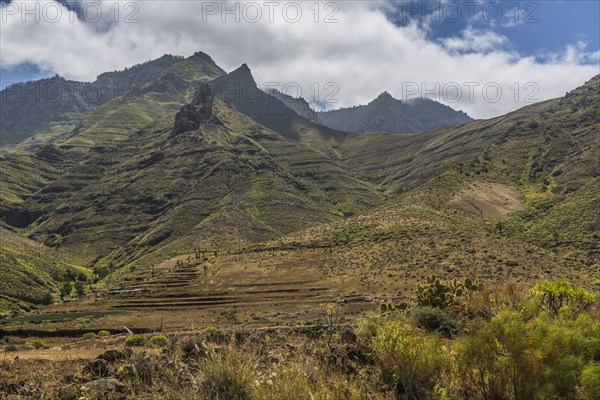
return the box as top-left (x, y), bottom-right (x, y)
top-left (267, 88), bottom-right (322, 123)
top-left (0, 53), bottom-right (223, 148)
top-left (269, 88), bottom-right (472, 134)
top-left (317, 91), bottom-right (472, 133)
top-left (0, 61), bottom-right (383, 278)
top-left (0, 50), bottom-right (597, 316)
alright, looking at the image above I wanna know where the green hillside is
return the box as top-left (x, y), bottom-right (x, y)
top-left (0, 51), bottom-right (597, 316)
top-left (0, 54), bottom-right (202, 148)
top-left (0, 226), bottom-right (90, 316)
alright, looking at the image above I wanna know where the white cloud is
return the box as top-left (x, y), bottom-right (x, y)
top-left (1, 0), bottom-right (598, 118)
top-left (439, 27), bottom-right (508, 53)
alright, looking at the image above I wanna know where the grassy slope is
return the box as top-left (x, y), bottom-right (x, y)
top-left (0, 54), bottom-right (226, 314)
top-left (0, 226), bottom-right (89, 316)
top-left (0, 69), bottom-right (597, 317)
top-left (21, 98), bottom-right (384, 273)
top-left (0, 55), bottom-right (187, 148)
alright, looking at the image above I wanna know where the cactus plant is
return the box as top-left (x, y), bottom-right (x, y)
top-left (416, 275), bottom-right (481, 308)
top-left (380, 302), bottom-right (408, 313)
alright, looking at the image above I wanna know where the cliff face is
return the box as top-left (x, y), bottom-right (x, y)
top-left (171, 83), bottom-right (215, 136)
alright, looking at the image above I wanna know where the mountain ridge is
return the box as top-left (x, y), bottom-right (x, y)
top-left (0, 49), bottom-right (597, 315)
top-left (269, 88), bottom-right (472, 134)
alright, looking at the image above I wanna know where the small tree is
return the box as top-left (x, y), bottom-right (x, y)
top-left (73, 280), bottom-right (87, 297)
top-left (60, 281), bottom-right (72, 299)
top-left (41, 291), bottom-right (54, 305)
top-left (531, 280), bottom-right (595, 316)
top-left (321, 302), bottom-right (344, 348)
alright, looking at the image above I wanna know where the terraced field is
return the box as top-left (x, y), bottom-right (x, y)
top-left (3, 249), bottom-right (374, 334)
top-left (3, 227), bottom-right (591, 337)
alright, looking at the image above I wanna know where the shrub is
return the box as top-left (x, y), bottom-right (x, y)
top-left (456, 306), bottom-right (600, 399)
top-left (204, 324), bottom-right (229, 344)
top-left (531, 280), bottom-right (595, 316)
top-left (410, 306), bottom-right (455, 332)
top-left (356, 312), bottom-right (384, 343)
top-left (149, 334), bottom-right (169, 347)
top-left (371, 319), bottom-right (448, 399)
top-left (30, 339), bottom-right (47, 349)
top-left (253, 362), bottom-right (312, 400)
top-left (125, 334), bottom-right (148, 347)
top-left (321, 302), bottom-right (344, 347)
top-left (380, 302), bottom-right (408, 313)
top-left (120, 351), bottom-right (162, 385)
top-left (580, 363), bottom-right (600, 399)
top-left (200, 350), bottom-right (256, 400)
top-left (97, 330), bottom-right (111, 336)
top-left (82, 332), bottom-right (97, 340)
top-left (181, 336), bottom-right (208, 359)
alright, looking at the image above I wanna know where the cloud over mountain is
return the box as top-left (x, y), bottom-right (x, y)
top-left (1, 0), bottom-right (598, 118)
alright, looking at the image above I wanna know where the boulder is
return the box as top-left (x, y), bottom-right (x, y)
top-left (85, 358), bottom-right (113, 378)
top-left (82, 378), bottom-right (126, 400)
top-left (171, 83), bottom-right (215, 136)
top-left (58, 385), bottom-right (77, 400)
top-left (340, 327), bottom-right (357, 343)
top-left (97, 349), bottom-right (128, 363)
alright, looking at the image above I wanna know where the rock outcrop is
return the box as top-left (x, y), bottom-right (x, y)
top-left (171, 82), bottom-right (215, 136)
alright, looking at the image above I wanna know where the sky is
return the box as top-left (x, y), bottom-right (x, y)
top-left (0, 0), bottom-right (599, 118)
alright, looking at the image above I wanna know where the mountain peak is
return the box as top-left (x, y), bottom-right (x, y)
top-left (370, 91), bottom-right (399, 105)
top-left (235, 63), bottom-right (253, 76)
top-left (377, 91), bottom-right (394, 100)
top-left (224, 63), bottom-right (256, 85)
top-left (189, 51), bottom-right (215, 64)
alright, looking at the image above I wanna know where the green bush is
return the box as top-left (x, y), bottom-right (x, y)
top-left (125, 334), bottom-right (148, 347)
top-left (531, 280), bottom-right (595, 316)
top-left (204, 324), bottom-right (219, 333)
top-left (82, 332), bottom-right (97, 340)
top-left (30, 339), bottom-right (47, 349)
top-left (456, 308), bottom-right (600, 399)
top-left (410, 306), bottom-right (455, 331)
top-left (416, 275), bottom-right (481, 308)
top-left (355, 312), bottom-right (383, 342)
top-left (580, 363), bottom-right (600, 399)
top-left (97, 330), bottom-right (111, 337)
top-left (371, 319), bottom-right (448, 399)
top-left (149, 334), bottom-right (169, 347)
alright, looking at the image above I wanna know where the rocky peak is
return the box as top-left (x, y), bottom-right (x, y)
top-left (188, 51), bottom-right (217, 65)
top-left (171, 82), bottom-right (215, 136)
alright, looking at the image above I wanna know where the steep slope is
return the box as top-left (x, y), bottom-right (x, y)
top-left (333, 74), bottom-right (600, 279)
top-left (0, 48), bottom-right (597, 310)
top-left (209, 64), bottom-right (348, 156)
top-left (318, 92), bottom-right (472, 133)
top-left (0, 54), bottom-right (200, 148)
top-left (1, 77), bottom-right (384, 275)
top-left (249, 76), bottom-right (599, 297)
top-left (0, 225), bottom-right (88, 316)
top-left (0, 52), bottom-right (226, 249)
